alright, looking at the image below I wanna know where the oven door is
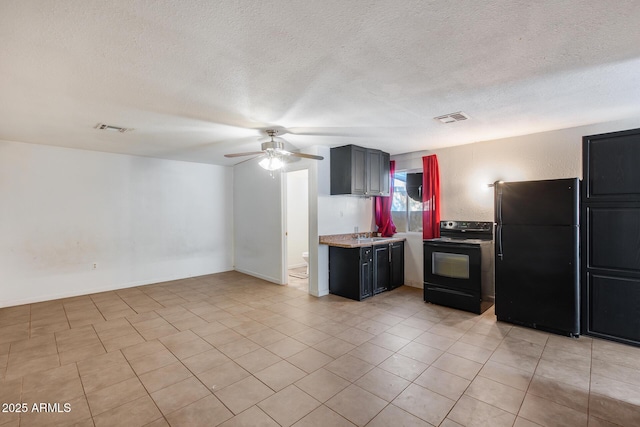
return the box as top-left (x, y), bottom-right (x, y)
top-left (423, 241), bottom-right (481, 291)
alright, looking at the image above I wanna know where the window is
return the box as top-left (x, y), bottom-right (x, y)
top-left (391, 171), bottom-right (423, 232)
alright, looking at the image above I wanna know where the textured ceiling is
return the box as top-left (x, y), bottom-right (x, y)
top-left (2, 1), bottom-right (640, 166)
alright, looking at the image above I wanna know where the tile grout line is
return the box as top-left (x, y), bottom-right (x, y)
top-left (438, 327), bottom-right (507, 425)
top-left (119, 345), bottom-right (170, 427)
top-left (1, 279), bottom-right (636, 426)
top-left (514, 334), bottom-right (547, 426)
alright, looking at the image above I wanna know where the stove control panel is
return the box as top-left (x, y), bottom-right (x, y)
top-left (440, 221), bottom-right (493, 232)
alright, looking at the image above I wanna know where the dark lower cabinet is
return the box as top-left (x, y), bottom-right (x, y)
top-left (390, 241), bottom-right (405, 289)
top-left (373, 245), bottom-right (389, 294)
top-left (329, 241), bottom-right (404, 301)
top-left (582, 128), bottom-right (640, 347)
top-left (329, 246), bottom-right (372, 301)
top-left (360, 247), bottom-right (373, 299)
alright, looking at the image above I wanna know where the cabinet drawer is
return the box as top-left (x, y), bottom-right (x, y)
top-left (424, 284), bottom-right (481, 314)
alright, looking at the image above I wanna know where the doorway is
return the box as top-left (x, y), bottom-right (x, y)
top-left (285, 169), bottom-right (309, 292)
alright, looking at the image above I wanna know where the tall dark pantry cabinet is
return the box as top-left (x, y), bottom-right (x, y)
top-left (582, 128), bottom-right (640, 347)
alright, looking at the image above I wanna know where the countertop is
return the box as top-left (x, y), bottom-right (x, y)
top-left (319, 233), bottom-right (406, 248)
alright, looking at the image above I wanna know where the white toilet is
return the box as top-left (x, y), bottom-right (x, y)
top-left (302, 251), bottom-right (309, 276)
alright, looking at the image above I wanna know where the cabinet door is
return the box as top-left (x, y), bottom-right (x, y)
top-left (588, 274), bottom-right (640, 344)
top-left (352, 146), bottom-right (367, 195)
top-left (360, 247), bottom-right (373, 299)
top-left (330, 145), bottom-right (390, 197)
top-left (380, 152), bottom-right (390, 196)
top-left (330, 145), bottom-right (366, 196)
top-left (582, 127), bottom-right (640, 345)
top-left (366, 149), bottom-right (382, 196)
top-left (329, 246), bottom-right (365, 301)
top-left (373, 245), bottom-right (390, 294)
top-left (390, 242), bottom-right (404, 289)
top-left (583, 128), bottom-right (640, 202)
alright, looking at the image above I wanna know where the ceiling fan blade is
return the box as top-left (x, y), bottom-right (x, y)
top-left (283, 151), bottom-right (324, 160)
top-left (224, 151), bottom-right (264, 158)
top-left (233, 154), bottom-right (264, 165)
top-left (282, 127), bottom-right (363, 137)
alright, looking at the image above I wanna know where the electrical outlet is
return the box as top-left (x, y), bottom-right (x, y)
top-left (354, 226), bottom-right (359, 233)
top-left (92, 263), bottom-right (98, 270)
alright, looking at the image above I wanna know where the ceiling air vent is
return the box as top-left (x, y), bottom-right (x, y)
top-left (95, 123), bottom-right (133, 133)
top-left (434, 111), bottom-right (470, 124)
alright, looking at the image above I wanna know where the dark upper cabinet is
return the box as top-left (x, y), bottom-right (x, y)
top-left (331, 145), bottom-right (390, 196)
top-left (582, 127), bottom-right (640, 347)
top-left (389, 241), bottom-right (405, 289)
top-left (583, 128), bottom-right (640, 202)
top-left (381, 152), bottom-right (390, 195)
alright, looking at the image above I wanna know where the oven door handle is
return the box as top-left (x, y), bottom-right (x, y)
top-left (424, 242), bottom-right (478, 250)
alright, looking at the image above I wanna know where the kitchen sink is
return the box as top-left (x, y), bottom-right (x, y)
top-left (356, 237), bottom-right (393, 243)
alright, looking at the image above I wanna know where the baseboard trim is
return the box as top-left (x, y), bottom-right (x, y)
top-left (234, 267), bottom-right (283, 285)
top-left (0, 269), bottom-right (234, 308)
top-left (403, 279), bottom-right (424, 289)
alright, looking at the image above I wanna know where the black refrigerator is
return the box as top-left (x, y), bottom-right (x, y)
top-left (494, 178), bottom-right (580, 337)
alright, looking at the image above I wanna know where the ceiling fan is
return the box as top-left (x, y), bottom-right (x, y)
top-left (224, 129), bottom-right (324, 171)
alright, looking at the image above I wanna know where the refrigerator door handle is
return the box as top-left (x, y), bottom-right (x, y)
top-left (496, 183), bottom-right (503, 224)
top-left (495, 182), bottom-right (503, 260)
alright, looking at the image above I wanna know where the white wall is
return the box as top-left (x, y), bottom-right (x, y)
top-left (231, 145), bottom-right (375, 297)
top-left (286, 170), bottom-right (309, 269)
top-left (394, 129), bottom-right (581, 221)
top-left (233, 157), bottom-right (285, 284)
top-left (0, 140), bottom-right (234, 307)
top-left (393, 118), bottom-right (640, 289)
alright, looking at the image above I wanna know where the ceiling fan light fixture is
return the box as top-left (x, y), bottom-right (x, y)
top-left (225, 128), bottom-right (323, 168)
top-left (258, 154), bottom-right (284, 171)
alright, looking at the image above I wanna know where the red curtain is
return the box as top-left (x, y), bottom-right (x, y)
top-left (422, 155), bottom-right (441, 239)
top-left (375, 160), bottom-right (397, 237)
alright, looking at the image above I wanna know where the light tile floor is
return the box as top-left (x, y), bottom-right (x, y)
top-left (288, 267), bottom-right (308, 293)
top-left (0, 271), bottom-right (639, 426)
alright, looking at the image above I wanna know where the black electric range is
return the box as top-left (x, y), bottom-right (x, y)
top-left (423, 221), bottom-right (494, 314)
